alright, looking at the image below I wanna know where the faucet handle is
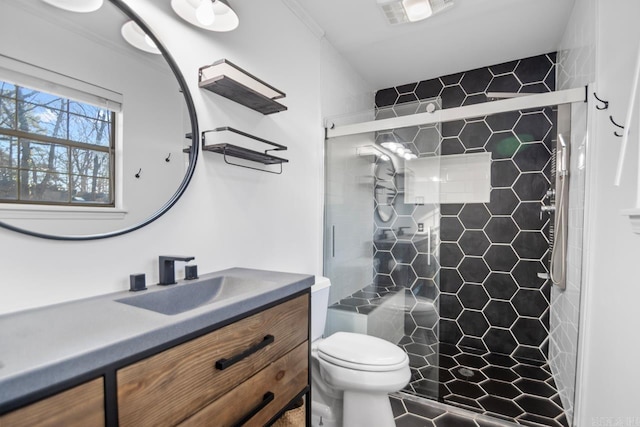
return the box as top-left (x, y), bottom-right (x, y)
top-left (545, 189), bottom-right (555, 199)
top-left (159, 255), bottom-right (195, 263)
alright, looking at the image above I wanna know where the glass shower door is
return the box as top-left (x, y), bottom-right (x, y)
top-left (323, 106), bottom-right (443, 400)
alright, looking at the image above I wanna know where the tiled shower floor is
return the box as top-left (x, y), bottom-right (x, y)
top-left (399, 336), bottom-right (569, 427)
top-left (329, 285), bottom-right (569, 426)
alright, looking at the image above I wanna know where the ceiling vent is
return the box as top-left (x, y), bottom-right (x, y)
top-left (377, 0), bottom-right (454, 25)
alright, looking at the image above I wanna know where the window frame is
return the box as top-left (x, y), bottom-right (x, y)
top-left (0, 56), bottom-right (122, 211)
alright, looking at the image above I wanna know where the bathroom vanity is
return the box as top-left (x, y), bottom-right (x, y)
top-left (0, 268), bottom-right (313, 426)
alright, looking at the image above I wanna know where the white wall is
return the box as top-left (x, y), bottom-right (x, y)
top-left (0, 0), bottom-right (371, 314)
top-left (564, 0), bottom-right (640, 425)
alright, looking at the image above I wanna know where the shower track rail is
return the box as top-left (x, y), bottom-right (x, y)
top-left (326, 87), bottom-right (587, 138)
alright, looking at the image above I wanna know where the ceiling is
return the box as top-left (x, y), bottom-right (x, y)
top-left (292, 0), bottom-right (576, 91)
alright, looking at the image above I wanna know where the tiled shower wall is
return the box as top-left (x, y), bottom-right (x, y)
top-left (374, 53), bottom-right (557, 362)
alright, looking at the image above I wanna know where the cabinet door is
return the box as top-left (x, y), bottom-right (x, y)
top-left (117, 294), bottom-right (309, 427)
top-left (179, 342), bottom-right (308, 427)
top-left (0, 378), bottom-right (104, 427)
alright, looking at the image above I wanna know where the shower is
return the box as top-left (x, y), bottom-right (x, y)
top-left (548, 104), bottom-right (572, 289)
top-left (323, 53), bottom-right (585, 427)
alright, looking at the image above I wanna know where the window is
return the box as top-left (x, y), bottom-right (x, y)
top-left (0, 79), bottom-right (115, 206)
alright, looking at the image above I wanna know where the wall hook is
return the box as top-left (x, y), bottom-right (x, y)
top-left (135, 168), bottom-right (142, 178)
top-left (610, 115), bottom-right (625, 137)
top-left (165, 153), bottom-right (171, 162)
top-left (593, 92), bottom-right (609, 110)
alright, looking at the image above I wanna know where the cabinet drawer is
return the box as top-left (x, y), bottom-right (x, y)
top-left (117, 294), bottom-right (308, 427)
top-left (0, 377), bottom-right (104, 427)
top-left (179, 342), bottom-right (308, 427)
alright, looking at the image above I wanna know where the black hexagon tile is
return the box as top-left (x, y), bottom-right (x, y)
top-left (459, 204), bottom-right (492, 229)
top-left (457, 284), bottom-right (490, 309)
top-left (364, 53), bottom-right (563, 426)
top-left (458, 258), bottom-right (491, 283)
top-left (484, 245), bottom-right (519, 272)
top-left (486, 110), bottom-right (521, 132)
top-left (491, 160), bottom-right (520, 187)
top-left (459, 230), bottom-right (491, 256)
top-left (485, 273), bottom-right (519, 299)
top-left (484, 300), bottom-right (518, 328)
top-left (461, 121), bottom-right (492, 150)
top-left (486, 130), bottom-right (521, 159)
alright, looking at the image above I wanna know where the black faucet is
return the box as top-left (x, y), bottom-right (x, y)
top-left (397, 226), bottom-right (411, 236)
top-left (158, 255), bottom-right (195, 285)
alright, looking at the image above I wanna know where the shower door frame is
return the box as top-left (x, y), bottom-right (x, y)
top-left (327, 87), bottom-right (586, 138)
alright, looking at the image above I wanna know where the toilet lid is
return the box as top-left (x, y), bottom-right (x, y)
top-left (317, 332), bottom-right (408, 372)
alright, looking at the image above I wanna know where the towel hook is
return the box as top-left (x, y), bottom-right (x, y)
top-left (610, 115), bottom-right (625, 137)
top-left (165, 153), bottom-right (171, 162)
top-left (135, 168), bottom-right (142, 178)
top-left (593, 93), bottom-right (609, 110)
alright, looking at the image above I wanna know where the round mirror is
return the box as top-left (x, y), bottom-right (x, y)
top-left (0, 0), bottom-right (198, 240)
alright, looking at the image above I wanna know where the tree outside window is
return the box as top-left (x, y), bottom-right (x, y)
top-left (0, 79), bottom-right (115, 206)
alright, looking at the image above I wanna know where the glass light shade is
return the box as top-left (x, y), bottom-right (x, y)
top-left (402, 0), bottom-right (433, 22)
top-left (171, 0), bottom-right (239, 32)
top-left (195, 0), bottom-right (215, 25)
top-left (41, 0), bottom-right (103, 13)
top-left (121, 21), bottom-right (161, 55)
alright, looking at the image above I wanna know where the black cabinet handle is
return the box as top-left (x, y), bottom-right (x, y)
top-left (232, 392), bottom-right (274, 427)
top-left (215, 334), bottom-right (275, 370)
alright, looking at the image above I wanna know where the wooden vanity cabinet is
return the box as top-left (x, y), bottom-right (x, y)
top-left (0, 378), bottom-right (105, 427)
top-left (117, 293), bottom-right (309, 427)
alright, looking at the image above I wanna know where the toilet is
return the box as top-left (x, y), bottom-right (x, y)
top-left (311, 277), bottom-right (410, 427)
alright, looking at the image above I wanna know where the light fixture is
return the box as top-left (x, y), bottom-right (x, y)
top-left (40, 0), bottom-right (103, 13)
top-left (402, 0), bottom-right (432, 21)
top-left (171, 0), bottom-right (239, 32)
top-left (196, 0), bottom-right (215, 25)
top-left (121, 21), bottom-right (161, 55)
top-left (378, 141), bottom-right (418, 160)
top-left (357, 145), bottom-right (391, 161)
top-left (377, 0), bottom-right (453, 25)
top-left (381, 141), bottom-right (399, 151)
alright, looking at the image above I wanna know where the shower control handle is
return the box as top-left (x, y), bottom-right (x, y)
top-left (540, 204), bottom-right (556, 220)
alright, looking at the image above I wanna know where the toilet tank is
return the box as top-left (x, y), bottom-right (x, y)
top-left (311, 276), bottom-right (331, 341)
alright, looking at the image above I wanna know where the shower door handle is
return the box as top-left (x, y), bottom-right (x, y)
top-left (427, 226), bottom-right (431, 265)
top-left (332, 225), bottom-right (335, 258)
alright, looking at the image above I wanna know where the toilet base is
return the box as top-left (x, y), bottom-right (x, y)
top-left (311, 352), bottom-right (343, 427)
top-left (311, 400), bottom-right (340, 427)
top-left (343, 390), bottom-right (395, 427)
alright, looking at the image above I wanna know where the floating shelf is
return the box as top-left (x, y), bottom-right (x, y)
top-left (202, 127), bottom-right (288, 174)
top-left (199, 59), bottom-right (287, 115)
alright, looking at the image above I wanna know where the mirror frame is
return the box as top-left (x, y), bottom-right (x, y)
top-left (0, 0), bottom-right (199, 240)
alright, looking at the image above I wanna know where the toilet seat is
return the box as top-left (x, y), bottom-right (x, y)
top-left (317, 332), bottom-right (408, 372)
